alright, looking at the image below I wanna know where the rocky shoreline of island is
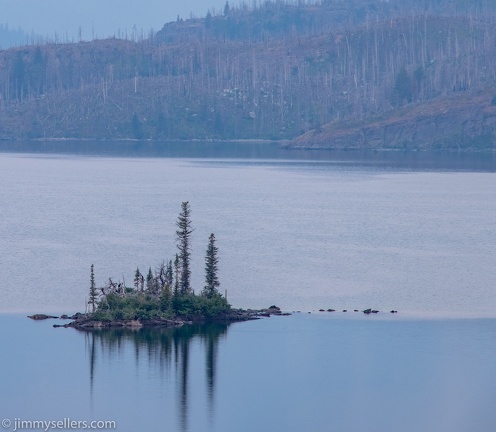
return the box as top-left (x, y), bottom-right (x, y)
top-left (27, 305), bottom-right (401, 330)
top-left (27, 305), bottom-right (291, 330)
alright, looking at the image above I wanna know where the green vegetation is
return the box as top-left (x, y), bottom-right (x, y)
top-left (176, 201), bottom-right (193, 295)
top-left (92, 290), bottom-right (230, 321)
top-left (87, 202), bottom-right (230, 322)
top-left (203, 233), bottom-right (220, 298)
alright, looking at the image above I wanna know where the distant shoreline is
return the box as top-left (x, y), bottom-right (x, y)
top-left (17, 137), bottom-right (288, 144)
top-left (1, 138), bottom-right (494, 153)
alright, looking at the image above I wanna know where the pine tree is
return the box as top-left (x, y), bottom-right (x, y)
top-left (392, 67), bottom-right (413, 106)
top-left (165, 260), bottom-right (173, 289)
top-left (173, 254), bottom-right (180, 297)
top-left (132, 112), bottom-right (144, 139)
top-left (134, 267), bottom-right (141, 291)
top-left (205, 10), bottom-right (213, 29)
top-left (88, 264), bottom-right (98, 313)
top-left (176, 201), bottom-right (194, 295)
top-left (146, 267), bottom-right (154, 291)
top-left (203, 233), bottom-right (220, 298)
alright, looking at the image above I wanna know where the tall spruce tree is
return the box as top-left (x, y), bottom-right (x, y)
top-left (146, 267), bottom-right (154, 291)
top-left (89, 264), bottom-right (98, 312)
top-left (165, 260), bottom-right (173, 289)
top-left (203, 233), bottom-right (220, 298)
top-left (176, 201), bottom-right (194, 294)
top-left (134, 267), bottom-right (141, 291)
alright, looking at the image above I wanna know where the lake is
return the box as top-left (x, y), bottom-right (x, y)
top-left (0, 141), bottom-right (495, 432)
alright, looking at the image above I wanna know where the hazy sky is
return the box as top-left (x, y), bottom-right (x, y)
top-left (0, 0), bottom-right (231, 40)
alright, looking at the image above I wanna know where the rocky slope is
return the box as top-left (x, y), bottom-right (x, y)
top-left (288, 92), bottom-right (496, 151)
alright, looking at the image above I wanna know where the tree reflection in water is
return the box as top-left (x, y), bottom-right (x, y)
top-left (83, 323), bottom-right (229, 432)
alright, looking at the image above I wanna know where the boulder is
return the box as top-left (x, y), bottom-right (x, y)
top-left (27, 314), bottom-right (58, 320)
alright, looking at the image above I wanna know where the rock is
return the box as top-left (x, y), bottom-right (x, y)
top-left (27, 314), bottom-right (58, 320)
top-left (263, 306), bottom-right (282, 315)
top-left (60, 314), bottom-right (70, 319)
top-left (128, 320), bottom-right (143, 327)
top-left (48, 306), bottom-right (282, 331)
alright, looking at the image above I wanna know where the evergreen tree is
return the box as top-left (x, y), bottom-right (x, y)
top-left (160, 285), bottom-right (172, 312)
top-left (146, 267), bottom-right (154, 291)
top-left (176, 201), bottom-right (194, 295)
top-left (160, 265), bottom-right (172, 312)
top-left (392, 67), bottom-right (413, 106)
top-left (205, 10), bottom-right (213, 29)
top-left (132, 112), bottom-right (144, 139)
top-left (88, 264), bottom-right (98, 312)
top-left (203, 233), bottom-right (220, 298)
top-left (165, 260), bottom-right (173, 289)
top-left (134, 267), bottom-right (141, 291)
top-left (173, 254), bottom-right (180, 297)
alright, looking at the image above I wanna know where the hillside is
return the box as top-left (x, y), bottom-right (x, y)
top-left (289, 91), bottom-right (496, 150)
top-left (0, 0), bottom-right (495, 148)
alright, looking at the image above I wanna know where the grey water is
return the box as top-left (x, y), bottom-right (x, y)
top-left (1, 142), bottom-right (496, 432)
top-left (1, 314), bottom-right (496, 432)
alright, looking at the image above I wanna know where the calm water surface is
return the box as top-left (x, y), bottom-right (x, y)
top-left (0, 142), bottom-right (495, 432)
top-left (1, 313), bottom-right (495, 432)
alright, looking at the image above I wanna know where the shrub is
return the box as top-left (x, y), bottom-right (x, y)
top-left (199, 294), bottom-right (230, 318)
top-left (93, 288), bottom-right (230, 321)
top-left (91, 310), bottom-right (113, 322)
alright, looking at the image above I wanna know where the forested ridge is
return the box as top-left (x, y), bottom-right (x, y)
top-left (1, 0), bottom-right (496, 149)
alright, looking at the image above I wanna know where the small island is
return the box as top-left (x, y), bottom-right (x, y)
top-left (27, 201), bottom-right (395, 328)
top-left (48, 202), bottom-right (286, 330)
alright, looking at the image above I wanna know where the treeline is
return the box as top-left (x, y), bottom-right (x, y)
top-left (0, 0), bottom-right (495, 141)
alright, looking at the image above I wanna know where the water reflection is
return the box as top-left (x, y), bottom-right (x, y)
top-left (83, 323), bottom-right (229, 432)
